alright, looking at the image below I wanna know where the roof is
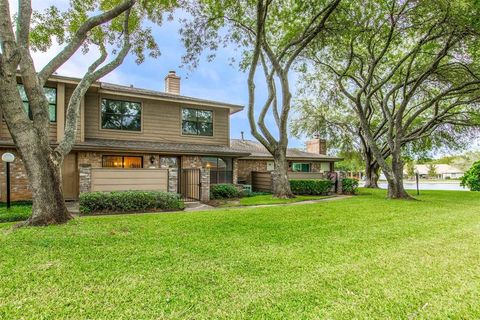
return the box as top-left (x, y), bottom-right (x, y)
top-left (230, 139), bottom-right (342, 161)
top-left (73, 139), bottom-right (251, 157)
top-left (47, 74), bottom-right (244, 115)
top-left (413, 164), bottom-right (464, 175)
top-left (0, 139), bottom-right (250, 157)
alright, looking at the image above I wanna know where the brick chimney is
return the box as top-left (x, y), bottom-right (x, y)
top-left (164, 70), bottom-right (180, 94)
top-left (306, 139), bottom-right (327, 155)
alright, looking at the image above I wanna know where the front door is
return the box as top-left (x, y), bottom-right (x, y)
top-left (62, 153), bottom-right (79, 200)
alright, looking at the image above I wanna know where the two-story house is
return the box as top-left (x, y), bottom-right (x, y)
top-left (0, 71), bottom-right (341, 202)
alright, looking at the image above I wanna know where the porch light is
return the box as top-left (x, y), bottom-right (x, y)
top-left (2, 152), bottom-right (15, 209)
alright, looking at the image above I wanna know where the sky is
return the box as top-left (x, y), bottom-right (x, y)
top-left (8, 0), bottom-right (307, 149)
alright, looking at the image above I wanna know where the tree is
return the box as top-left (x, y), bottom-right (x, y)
top-left (461, 161), bottom-right (480, 191)
top-left (306, 0), bottom-right (480, 199)
top-left (180, 0), bottom-right (341, 198)
top-left (427, 164), bottom-right (438, 178)
top-left (291, 71), bottom-right (383, 188)
top-left (291, 68), bottom-right (476, 188)
top-left (0, 0), bottom-right (172, 225)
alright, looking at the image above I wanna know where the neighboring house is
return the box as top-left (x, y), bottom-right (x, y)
top-left (412, 164), bottom-right (464, 179)
top-left (231, 138), bottom-right (342, 184)
top-left (0, 72), bottom-right (342, 202)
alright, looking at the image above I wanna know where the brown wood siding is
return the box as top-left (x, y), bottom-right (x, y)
top-left (62, 152), bottom-right (79, 199)
top-left (251, 171), bottom-right (273, 192)
top-left (84, 93), bottom-right (229, 146)
top-left (91, 168), bottom-right (168, 192)
top-left (0, 118), bottom-right (56, 141)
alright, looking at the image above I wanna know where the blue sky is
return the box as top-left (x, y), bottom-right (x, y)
top-left (12, 1), bottom-right (306, 149)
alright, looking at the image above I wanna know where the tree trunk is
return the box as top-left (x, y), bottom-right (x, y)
top-left (19, 145), bottom-right (73, 226)
top-left (364, 161), bottom-right (380, 188)
top-left (271, 150), bottom-right (293, 198)
top-left (386, 153), bottom-right (413, 200)
top-left (0, 77), bottom-right (72, 226)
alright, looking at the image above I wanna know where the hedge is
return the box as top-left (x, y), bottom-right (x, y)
top-left (79, 191), bottom-right (184, 214)
top-left (210, 184), bottom-right (240, 199)
top-left (289, 179), bottom-right (333, 195)
top-left (342, 178), bottom-right (359, 194)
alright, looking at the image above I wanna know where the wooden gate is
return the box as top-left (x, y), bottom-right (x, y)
top-left (179, 169), bottom-right (201, 201)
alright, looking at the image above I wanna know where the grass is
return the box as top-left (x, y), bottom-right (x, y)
top-left (0, 201), bottom-right (32, 223)
top-left (233, 194), bottom-right (332, 206)
top-left (1, 189), bottom-right (480, 319)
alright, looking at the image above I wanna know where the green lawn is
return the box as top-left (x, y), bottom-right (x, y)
top-left (1, 189), bottom-right (479, 319)
top-left (224, 194), bottom-right (332, 206)
top-left (0, 202), bottom-right (32, 223)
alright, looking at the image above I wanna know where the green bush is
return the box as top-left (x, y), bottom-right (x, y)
top-left (461, 161), bottom-right (480, 191)
top-left (210, 184), bottom-right (240, 199)
top-left (289, 179), bottom-right (333, 195)
top-left (342, 178), bottom-right (359, 194)
top-left (79, 191), bottom-right (184, 214)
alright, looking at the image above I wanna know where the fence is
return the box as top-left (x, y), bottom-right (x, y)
top-left (251, 171), bottom-right (337, 193)
top-left (90, 168), bottom-right (168, 192)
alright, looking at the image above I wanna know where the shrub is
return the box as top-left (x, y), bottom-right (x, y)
top-left (210, 184), bottom-right (240, 199)
top-left (79, 190), bottom-right (184, 214)
top-left (342, 178), bottom-right (359, 194)
top-left (289, 179), bottom-right (333, 195)
top-left (461, 161), bottom-right (480, 191)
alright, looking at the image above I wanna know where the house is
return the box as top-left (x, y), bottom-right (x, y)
top-left (412, 164), bottom-right (464, 179)
top-left (0, 72), bottom-right (341, 202)
top-left (231, 138), bottom-right (342, 184)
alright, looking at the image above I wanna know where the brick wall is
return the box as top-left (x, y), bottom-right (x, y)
top-left (237, 159), bottom-right (268, 184)
top-left (181, 155), bottom-right (203, 169)
top-left (0, 149), bottom-right (31, 201)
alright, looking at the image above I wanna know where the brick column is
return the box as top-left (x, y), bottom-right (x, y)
top-left (79, 164), bottom-right (92, 193)
top-left (168, 168), bottom-right (178, 193)
top-left (200, 168), bottom-right (210, 202)
top-left (232, 158), bottom-right (238, 185)
top-left (336, 171), bottom-right (345, 195)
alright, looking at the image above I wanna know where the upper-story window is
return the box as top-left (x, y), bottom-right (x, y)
top-left (182, 108), bottom-right (213, 136)
top-left (17, 84), bottom-right (56, 122)
top-left (101, 98), bottom-right (141, 131)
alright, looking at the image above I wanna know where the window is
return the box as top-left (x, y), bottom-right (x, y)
top-left (267, 161), bottom-right (275, 171)
top-left (202, 157), bottom-right (233, 184)
top-left (102, 156), bottom-right (143, 168)
top-left (18, 84), bottom-right (56, 122)
top-left (292, 163), bottom-right (311, 172)
top-left (182, 108), bottom-right (213, 136)
top-left (101, 98), bottom-right (141, 131)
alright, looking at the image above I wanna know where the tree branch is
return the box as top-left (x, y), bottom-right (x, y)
top-left (38, 0), bottom-right (135, 86)
top-left (55, 9), bottom-right (132, 158)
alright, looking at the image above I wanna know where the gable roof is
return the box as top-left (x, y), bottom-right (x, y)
top-left (230, 139), bottom-right (342, 161)
top-left (47, 74), bottom-right (244, 114)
